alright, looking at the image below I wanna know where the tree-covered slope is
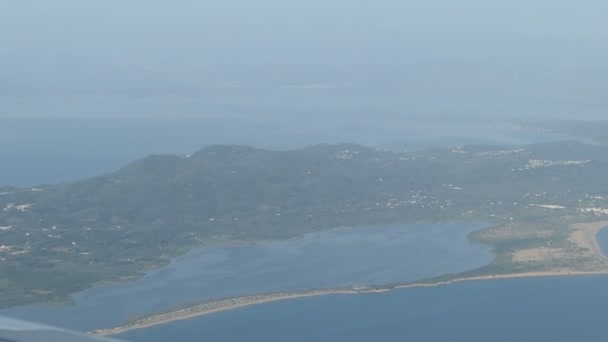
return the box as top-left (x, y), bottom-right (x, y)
top-left (2, 141), bottom-right (608, 307)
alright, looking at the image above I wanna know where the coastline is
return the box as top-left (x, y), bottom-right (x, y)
top-left (570, 220), bottom-right (608, 262)
top-left (92, 221), bottom-right (608, 337)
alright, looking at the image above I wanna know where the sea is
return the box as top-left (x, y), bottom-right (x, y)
top-left (0, 117), bottom-right (571, 188)
top-left (119, 275), bottom-right (608, 342)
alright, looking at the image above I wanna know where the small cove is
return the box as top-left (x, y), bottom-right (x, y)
top-left (595, 226), bottom-right (608, 258)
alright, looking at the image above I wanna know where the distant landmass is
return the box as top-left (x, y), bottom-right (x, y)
top-left (531, 120), bottom-right (608, 146)
top-left (2, 141), bottom-right (608, 307)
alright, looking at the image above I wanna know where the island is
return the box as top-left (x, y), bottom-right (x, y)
top-left (3, 139), bottom-right (608, 328)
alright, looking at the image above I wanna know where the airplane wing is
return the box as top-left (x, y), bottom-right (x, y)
top-left (0, 316), bottom-right (122, 342)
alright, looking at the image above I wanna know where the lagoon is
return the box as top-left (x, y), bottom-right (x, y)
top-left (0, 222), bottom-right (493, 332)
top-left (118, 227), bottom-right (608, 341)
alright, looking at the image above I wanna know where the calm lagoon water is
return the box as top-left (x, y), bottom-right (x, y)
top-left (119, 227), bottom-right (608, 342)
top-left (0, 222), bottom-right (493, 332)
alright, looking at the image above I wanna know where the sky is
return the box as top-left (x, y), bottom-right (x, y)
top-left (1, 0), bottom-right (607, 186)
top-left (1, 0), bottom-right (608, 120)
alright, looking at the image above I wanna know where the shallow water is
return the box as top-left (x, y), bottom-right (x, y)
top-left (118, 225), bottom-right (608, 342)
top-left (595, 227), bottom-right (608, 257)
top-left (0, 222), bottom-right (493, 332)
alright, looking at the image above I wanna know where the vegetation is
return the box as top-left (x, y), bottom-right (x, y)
top-left (2, 141), bottom-right (608, 307)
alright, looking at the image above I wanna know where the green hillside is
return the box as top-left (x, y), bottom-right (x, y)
top-left (1, 141), bottom-right (608, 307)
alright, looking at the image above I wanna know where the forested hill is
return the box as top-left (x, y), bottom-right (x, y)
top-left (2, 141), bottom-right (608, 307)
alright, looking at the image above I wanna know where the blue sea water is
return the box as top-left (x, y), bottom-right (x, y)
top-left (119, 275), bottom-right (608, 342)
top-left (117, 227), bottom-right (608, 342)
top-left (0, 117), bottom-right (568, 187)
top-left (0, 222), bottom-right (493, 332)
top-left (596, 227), bottom-right (608, 256)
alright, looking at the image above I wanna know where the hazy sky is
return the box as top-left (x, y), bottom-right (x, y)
top-left (2, 0), bottom-right (607, 119)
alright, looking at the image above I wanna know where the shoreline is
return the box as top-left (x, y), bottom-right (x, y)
top-left (570, 220), bottom-right (608, 262)
top-left (93, 271), bottom-right (608, 337)
top-left (92, 221), bottom-right (608, 337)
